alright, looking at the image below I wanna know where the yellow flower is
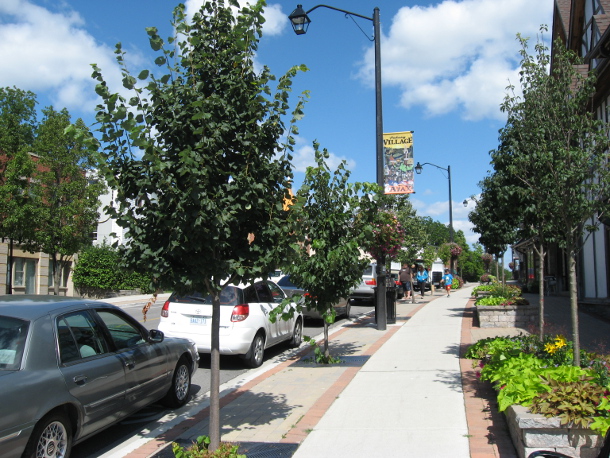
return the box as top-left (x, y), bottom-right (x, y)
top-left (544, 342), bottom-right (557, 354)
top-left (554, 336), bottom-right (567, 348)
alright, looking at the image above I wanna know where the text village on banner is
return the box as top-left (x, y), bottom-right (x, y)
top-left (383, 131), bottom-right (414, 195)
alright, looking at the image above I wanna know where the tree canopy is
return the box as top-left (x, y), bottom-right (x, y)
top-left (89, 0), bottom-right (307, 449)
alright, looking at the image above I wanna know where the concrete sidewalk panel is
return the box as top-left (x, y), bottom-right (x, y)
top-left (296, 427), bottom-right (469, 458)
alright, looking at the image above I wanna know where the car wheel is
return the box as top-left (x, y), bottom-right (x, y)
top-left (161, 356), bottom-right (191, 408)
top-left (244, 332), bottom-right (265, 368)
top-left (23, 411), bottom-right (72, 458)
top-left (344, 301), bottom-right (351, 319)
top-left (290, 318), bottom-right (303, 347)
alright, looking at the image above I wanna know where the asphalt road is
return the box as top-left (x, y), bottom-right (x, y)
top-left (70, 299), bottom-right (374, 457)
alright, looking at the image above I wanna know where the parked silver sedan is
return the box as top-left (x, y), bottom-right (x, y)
top-left (0, 295), bottom-right (199, 458)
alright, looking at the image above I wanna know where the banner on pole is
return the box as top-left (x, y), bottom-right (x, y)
top-left (383, 131), bottom-right (414, 194)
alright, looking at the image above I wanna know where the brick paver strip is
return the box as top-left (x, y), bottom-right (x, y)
top-left (461, 298), bottom-right (518, 458)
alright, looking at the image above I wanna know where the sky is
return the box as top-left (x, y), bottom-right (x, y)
top-left (0, 0), bottom-right (553, 249)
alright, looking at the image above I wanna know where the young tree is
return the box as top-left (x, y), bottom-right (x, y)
top-left (494, 29), bottom-right (610, 364)
top-left (0, 87), bottom-right (40, 293)
top-left (90, 1), bottom-right (307, 449)
top-left (30, 107), bottom-right (104, 295)
top-left (282, 145), bottom-right (375, 361)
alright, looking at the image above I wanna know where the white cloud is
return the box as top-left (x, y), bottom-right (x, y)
top-left (357, 0), bottom-right (553, 121)
top-left (184, 0), bottom-right (286, 36)
top-left (0, 0), bottom-right (287, 119)
top-left (292, 141), bottom-right (357, 175)
top-left (0, 0), bottom-right (125, 115)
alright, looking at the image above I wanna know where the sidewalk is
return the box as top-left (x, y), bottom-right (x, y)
top-left (106, 286), bottom-right (610, 458)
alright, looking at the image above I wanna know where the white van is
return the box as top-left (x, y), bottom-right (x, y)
top-left (430, 259), bottom-right (445, 288)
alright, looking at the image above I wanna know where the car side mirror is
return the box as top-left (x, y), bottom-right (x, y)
top-left (148, 329), bottom-right (164, 343)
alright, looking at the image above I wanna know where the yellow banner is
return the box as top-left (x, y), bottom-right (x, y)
top-left (383, 131), bottom-right (414, 194)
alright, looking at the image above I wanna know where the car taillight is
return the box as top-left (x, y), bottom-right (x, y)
top-left (365, 279), bottom-right (377, 286)
top-left (231, 304), bottom-right (249, 322)
top-left (161, 301), bottom-right (170, 318)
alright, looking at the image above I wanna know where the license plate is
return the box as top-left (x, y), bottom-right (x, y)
top-left (190, 317), bottom-right (208, 325)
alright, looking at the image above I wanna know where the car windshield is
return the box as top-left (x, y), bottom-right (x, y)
top-left (363, 265), bottom-right (374, 276)
top-left (277, 276), bottom-right (298, 288)
top-left (170, 286), bottom-right (243, 306)
top-left (0, 316), bottom-right (29, 371)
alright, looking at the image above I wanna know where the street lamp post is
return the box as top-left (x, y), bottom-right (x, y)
top-left (414, 162), bottom-right (454, 243)
top-left (289, 4), bottom-right (387, 330)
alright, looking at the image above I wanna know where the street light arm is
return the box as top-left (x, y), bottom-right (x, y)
top-left (304, 4), bottom-right (373, 22)
top-left (416, 162), bottom-right (448, 173)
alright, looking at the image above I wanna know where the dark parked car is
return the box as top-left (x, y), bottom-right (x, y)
top-left (0, 295), bottom-right (199, 458)
top-left (277, 275), bottom-right (351, 320)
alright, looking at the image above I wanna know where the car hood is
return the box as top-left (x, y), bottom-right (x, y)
top-left (0, 370), bottom-right (18, 377)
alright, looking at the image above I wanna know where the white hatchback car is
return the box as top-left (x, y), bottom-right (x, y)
top-left (158, 280), bottom-right (302, 367)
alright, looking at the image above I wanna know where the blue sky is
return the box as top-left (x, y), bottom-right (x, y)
top-left (0, 0), bottom-right (553, 246)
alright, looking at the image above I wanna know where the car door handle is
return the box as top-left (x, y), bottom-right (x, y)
top-left (124, 359), bottom-right (135, 369)
top-left (73, 375), bottom-right (88, 385)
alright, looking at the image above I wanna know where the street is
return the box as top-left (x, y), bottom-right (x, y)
top-left (70, 298), bottom-right (374, 457)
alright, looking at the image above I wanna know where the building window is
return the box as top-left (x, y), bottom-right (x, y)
top-left (582, 0), bottom-right (604, 58)
top-left (13, 258), bottom-right (37, 294)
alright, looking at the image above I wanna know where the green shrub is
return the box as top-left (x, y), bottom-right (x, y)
top-left (74, 243), bottom-right (154, 297)
top-left (172, 435), bottom-right (245, 458)
top-left (473, 285), bottom-right (494, 296)
top-left (475, 296), bottom-right (509, 306)
top-left (489, 284), bottom-right (521, 298)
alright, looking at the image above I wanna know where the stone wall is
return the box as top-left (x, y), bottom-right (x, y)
top-left (506, 404), bottom-right (603, 458)
top-left (475, 304), bottom-right (538, 328)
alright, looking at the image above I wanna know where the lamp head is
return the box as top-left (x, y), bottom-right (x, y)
top-left (414, 162), bottom-right (423, 174)
top-left (463, 199), bottom-right (468, 207)
top-left (289, 5), bottom-right (311, 35)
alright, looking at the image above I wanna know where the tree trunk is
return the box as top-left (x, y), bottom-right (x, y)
top-left (209, 295), bottom-right (221, 450)
top-left (7, 238), bottom-right (13, 294)
top-left (568, 247), bottom-right (580, 366)
top-left (501, 254), bottom-right (505, 285)
top-left (536, 242), bottom-right (545, 341)
top-left (53, 257), bottom-right (62, 296)
top-left (323, 320), bottom-right (329, 360)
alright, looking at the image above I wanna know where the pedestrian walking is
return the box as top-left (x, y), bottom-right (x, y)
top-left (416, 265), bottom-right (428, 297)
top-left (399, 263), bottom-right (413, 300)
top-left (441, 268), bottom-right (453, 297)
